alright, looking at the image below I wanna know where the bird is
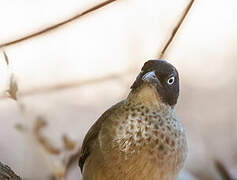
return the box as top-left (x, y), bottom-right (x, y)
top-left (79, 59), bottom-right (188, 180)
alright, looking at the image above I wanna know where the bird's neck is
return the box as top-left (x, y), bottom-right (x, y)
top-left (127, 83), bottom-right (174, 113)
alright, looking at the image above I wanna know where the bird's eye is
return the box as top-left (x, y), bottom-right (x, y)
top-left (167, 76), bottom-right (175, 85)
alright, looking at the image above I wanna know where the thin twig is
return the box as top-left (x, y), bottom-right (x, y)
top-left (0, 0), bottom-right (117, 48)
top-left (2, 49), bottom-right (9, 65)
top-left (0, 161), bottom-right (22, 180)
top-left (0, 70), bottom-right (132, 100)
top-left (6, 74), bottom-right (18, 100)
top-left (64, 148), bottom-right (81, 176)
top-left (214, 160), bottom-right (232, 180)
top-left (2, 50), bottom-right (19, 100)
top-left (34, 116), bottom-right (61, 155)
top-left (158, 0), bottom-right (194, 59)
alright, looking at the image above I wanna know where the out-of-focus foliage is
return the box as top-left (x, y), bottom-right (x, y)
top-left (0, 0), bottom-right (236, 180)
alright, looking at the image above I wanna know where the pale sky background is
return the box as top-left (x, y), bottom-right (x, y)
top-left (0, 0), bottom-right (237, 179)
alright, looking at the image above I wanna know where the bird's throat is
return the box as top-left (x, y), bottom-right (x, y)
top-left (128, 83), bottom-right (168, 111)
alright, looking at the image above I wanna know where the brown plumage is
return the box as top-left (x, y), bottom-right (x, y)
top-left (79, 60), bottom-right (188, 180)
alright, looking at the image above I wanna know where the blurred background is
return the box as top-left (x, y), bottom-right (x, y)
top-left (0, 0), bottom-right (237, 179)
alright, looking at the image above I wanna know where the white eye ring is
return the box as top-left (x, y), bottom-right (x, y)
top-left (167, 76), bottom-right (175, 85)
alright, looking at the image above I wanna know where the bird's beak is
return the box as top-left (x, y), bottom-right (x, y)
top-left (142, 71), bottom-right (162, 88)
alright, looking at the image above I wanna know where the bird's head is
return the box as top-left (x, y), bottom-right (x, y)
top-left (131, 60), bottom-right (179, 107)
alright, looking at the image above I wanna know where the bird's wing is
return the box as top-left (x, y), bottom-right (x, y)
top-left (79, 100), bottom-right (125, 172)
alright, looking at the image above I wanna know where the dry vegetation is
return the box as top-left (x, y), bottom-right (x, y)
top-left (0, 0), bottom-right (235, 180)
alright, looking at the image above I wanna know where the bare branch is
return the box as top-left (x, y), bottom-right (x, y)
top-left (6, 74), bottom-right (18, 101)
top-left (62, 134), bottom-right (76, 151)
top-left (34, 116), bottom-right (61, 155)
top-left (158, 0), bottom-right (195, 59)
top-left (0, 0), bottom-right (117, 48)
top-left (0, 161), bottom-right (22, 180)
top-left (64, 148), bottom-right (80, 175)
top-left (2, 49), bottom-right (9, 65)
top-left (214, 160), bottom-right (233, 180)
top-left (0, 70), bottom-right (132, 100)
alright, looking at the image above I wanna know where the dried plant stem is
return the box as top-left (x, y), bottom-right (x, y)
top-left (2, 49), bottom-right (9, 65)
top-left (34, 117), bottom-right (61, 155)
top-left (0, 161), bottom-right (22, 180)
top-left (214, 160), bottom-right (232, 180)
top-left (158, 0), bottom-right (194, 59)
top-left (0, 0), bottom-right (117, 48)
top-left (0, 70), bottom-right (132, 100)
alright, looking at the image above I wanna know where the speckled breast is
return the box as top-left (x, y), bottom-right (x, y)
top-left (105, 101), bottom-right (188, 179)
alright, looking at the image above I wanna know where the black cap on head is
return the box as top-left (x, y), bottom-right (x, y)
top-left (131, 60), bottom-right (179, 106)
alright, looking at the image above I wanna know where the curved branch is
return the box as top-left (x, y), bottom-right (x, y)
top-left (0, 0), bottom-right (117, 48)
top-left (158, 0), bottom-right (195, 59)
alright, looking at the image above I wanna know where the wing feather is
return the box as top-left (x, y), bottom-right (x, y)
top-left (79, 100), bottom-right (124, 172)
